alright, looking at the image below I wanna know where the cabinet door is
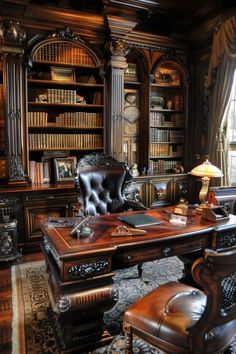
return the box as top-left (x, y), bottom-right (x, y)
top-left (124, 178), bottom-right (147, 207)
top-left (25, 204), bottom-right (67, 242)
top-left (148, 177), bottom-right (174, 208)
top-left (24, 189), bottom-right (77, 251)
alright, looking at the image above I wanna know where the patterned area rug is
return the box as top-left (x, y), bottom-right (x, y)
top-left (11, 257), bottom-right (235, 354)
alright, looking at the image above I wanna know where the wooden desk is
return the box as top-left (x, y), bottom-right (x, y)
top-left (40, 207), bottom-right (236, 353)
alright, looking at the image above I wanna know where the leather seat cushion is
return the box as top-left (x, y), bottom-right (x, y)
top-left (124, 281), bottom-right (206, 349)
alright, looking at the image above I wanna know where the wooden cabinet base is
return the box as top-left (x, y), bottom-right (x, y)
top-left (44, 250), bottom-right (117, 352)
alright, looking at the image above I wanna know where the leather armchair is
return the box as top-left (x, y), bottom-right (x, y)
top-left (74, 153), bottom-right (146, 216)
top-left (123, 247), bottom-right (236, 354)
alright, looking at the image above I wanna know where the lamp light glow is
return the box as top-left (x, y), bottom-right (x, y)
top-left (189, 159), bottom-right (223, 212)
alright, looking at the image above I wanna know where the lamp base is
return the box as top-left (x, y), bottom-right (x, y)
top-left (196, 203), bottom-right (212, 214)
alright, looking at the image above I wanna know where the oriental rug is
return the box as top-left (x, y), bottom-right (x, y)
top-left (11, 257), bottom-right (235, 354)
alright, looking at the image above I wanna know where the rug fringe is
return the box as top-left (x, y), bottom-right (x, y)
top-left (11, 264), bottom-right (25, 354)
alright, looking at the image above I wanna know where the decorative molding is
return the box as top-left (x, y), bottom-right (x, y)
top-left (49, 27), bottom-right (83, 42)
top-left (218, 233), bottom-right (236, 248)
top-left (110, 39), bottom-right (129, 56)
top-left (68, 258), bottom-right (109, 279)
top-left (9, 155), bottom-right (24, 180)
top-left (78, 153), bottom-right (126, 169)
top-left (0, 19), bottom-right (26, 45)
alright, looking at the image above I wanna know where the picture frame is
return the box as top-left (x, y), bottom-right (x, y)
top-left (54, 156), bottom-right (77, 183)
top-left (154, 67), bottom-right (181, 86)
top-left (41, 157), bottom-right (52, 183)
top-left (51, 66), bottom-right (75, 82)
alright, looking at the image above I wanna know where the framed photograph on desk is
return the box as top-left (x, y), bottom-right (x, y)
top-left (54, 156), bottom-right (77, 183)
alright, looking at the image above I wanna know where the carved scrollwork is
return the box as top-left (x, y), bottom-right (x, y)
top-left (68, 258), bottom-right (109, 279)
top-left (218, 233), bottom-right (236, 249)
top-left (78, 153), bottom-right (126, 169)
top-left (9, 155), bottom-right (24, 179)
top-left (0, 19), bottom-right (26, 44)
top-left (110, 39), bottom-right (129, 56)
top-left (49, 27), bottom-right (83, 42)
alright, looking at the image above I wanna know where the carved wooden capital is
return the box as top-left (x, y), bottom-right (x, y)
top-left (0, 19), bottom-right (26, 48)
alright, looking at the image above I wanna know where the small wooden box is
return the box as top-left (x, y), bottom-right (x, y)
top-left (201, 206), bottom-right (229, 223)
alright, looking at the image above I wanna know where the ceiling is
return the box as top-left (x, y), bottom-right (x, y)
top-left (0, 0), bottom-right (235, 44)
top-left (28, 0), bottom-right (236, 38)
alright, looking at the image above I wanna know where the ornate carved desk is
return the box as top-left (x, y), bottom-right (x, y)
top-left (40, 207), bottom-right (236, 353)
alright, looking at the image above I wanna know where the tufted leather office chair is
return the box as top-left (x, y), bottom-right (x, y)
top-left (74, 153), bottom-right (146, 216)
top-left (123, 247), bottom-right (236, 354)
top-left (74, 153), bottom-right (146, 277)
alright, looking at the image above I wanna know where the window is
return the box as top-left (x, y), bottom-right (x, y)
top-left (227, 70), bottom-right (236, 185)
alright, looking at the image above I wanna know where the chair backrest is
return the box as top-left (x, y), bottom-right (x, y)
top-left (74, 153), bottom-right (133, 216)
top-left (189, 246), bottom-right (236, 352)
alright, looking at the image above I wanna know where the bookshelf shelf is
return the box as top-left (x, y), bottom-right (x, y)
top-left (27, 36), bottom-right (104, 185)
top-left (28, 125), bottom-right (103, 129)
top-left (29, 147), bottom-right (103, 151)
top-left (28, 79), bottom-right (104, 88)
top-left (149, 58), bottom-right (188, 174)
top-left (28, 102), bottom-right (103, 108)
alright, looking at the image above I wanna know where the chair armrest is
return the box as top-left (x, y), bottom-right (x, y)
top-left (124, 200), bottom-right (148, 211)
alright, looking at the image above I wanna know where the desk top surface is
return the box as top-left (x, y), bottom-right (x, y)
top-left (40, 207), bottom-right (236, 259)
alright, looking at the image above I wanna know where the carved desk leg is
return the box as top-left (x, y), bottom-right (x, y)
top-left (47, 269), bottom-right (118, 353)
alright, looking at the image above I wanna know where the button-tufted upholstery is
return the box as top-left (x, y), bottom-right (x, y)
top-left (75, 153), bottom-right (145, 216)
top-left (123, 247), bottom-right (236, 354)
top-left (78, 168), bottom-right (127, 215)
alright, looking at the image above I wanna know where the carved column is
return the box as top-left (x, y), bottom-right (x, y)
top-left (108, 39), bottom-right (128, 161)
top-left (0, 19), bottom-right (27, 186)
top-left (106, 16), bottom-right (137, 161)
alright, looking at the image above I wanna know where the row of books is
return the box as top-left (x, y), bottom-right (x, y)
top-left (46, 89), bottom-right (78, 104)
top-left (28, 133), bottom-right (103, 150)
top-left (149, 159), bottom-right (181, 174)
top-left (29, 161), bottom-right (44, 185)
top-left (150, 112), bottom-right (183, 127)
top-left (33, 43), bottom-right (95, 66)
top-left (149, 143), bottom-right (183, 157)
top-left (150, 128), bottom-right (184, 143)
top-left (170, 95), bottom-right (184, 111)
top-left (28, 111), bottom-right (103, 127)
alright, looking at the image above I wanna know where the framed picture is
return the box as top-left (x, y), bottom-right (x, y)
top-left (41, 157), bottom-right (52, 183)
top-left (154, 68), bottom-right (181, 86)
top-left (54, 156), bottom-right (77, 183)
top-left (51, 66), bottom-right (75, 82)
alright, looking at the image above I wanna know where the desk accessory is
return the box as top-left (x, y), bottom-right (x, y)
top-left (201, 206), bottom-right (229, 223)
top-left (188, 159), bottom-right (223, 214)
top-left (111, 225), bottom-right (147, 237)
top-left (169, 213), bottom-right (188, 225)
top-left (46, 217), bottom-right (78, 228)
top-left (118, 213), bottom-right (162, 228)
top-left (70, 216), bottom-right (93, 237)
top-left (174, 198), bottom-right (192, 216)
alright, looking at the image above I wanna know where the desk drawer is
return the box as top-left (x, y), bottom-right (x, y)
top-left (113, 235), bottom-right (209, 267)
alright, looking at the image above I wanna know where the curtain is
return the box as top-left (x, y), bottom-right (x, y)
top-left (207, 16), bottom-right (236, 186)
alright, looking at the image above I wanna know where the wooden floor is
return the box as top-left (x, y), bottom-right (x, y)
top-left (0, 252), bottom-right (44, 354)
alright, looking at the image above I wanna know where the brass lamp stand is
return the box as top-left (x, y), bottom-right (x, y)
top-left (189, 159), bottom-right (223, 214)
